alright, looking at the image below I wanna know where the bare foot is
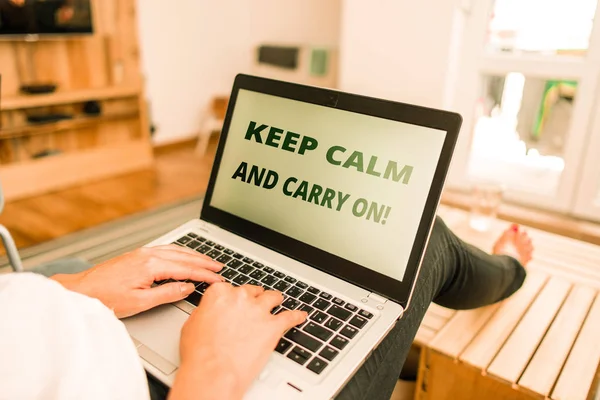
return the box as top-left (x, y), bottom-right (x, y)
top-left (492, 224), bottom-right (533, 266)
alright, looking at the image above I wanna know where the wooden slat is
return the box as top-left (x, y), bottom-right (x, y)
top-left (528, 260), bottom-right (600, 290)
top-left (487, 277), bottom-right (572, 383)
top-left (421, 312), bottom-right (450, 331)
top-left (552, 293), bottom-right (600, 400)
top-left (460, 270), bottom-right (548, 369)
top-left (429, 304), bottom-right (500, 358)
top-left (519, 285), bottom-right (596, 396)
top-left (427, 303), bottom-right (456, 319)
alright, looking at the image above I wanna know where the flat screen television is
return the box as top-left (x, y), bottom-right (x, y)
top-left (0, 0), bottom-right (93, 37)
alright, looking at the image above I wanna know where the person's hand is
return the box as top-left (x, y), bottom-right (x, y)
top-left (51, 245), bottom-right (223, 318)
top-left (169, 283), bottom-right (307, 400)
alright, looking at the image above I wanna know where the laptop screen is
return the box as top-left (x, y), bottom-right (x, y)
top-left (210, 89), bottom-right (447, 282)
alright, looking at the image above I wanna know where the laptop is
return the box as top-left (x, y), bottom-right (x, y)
top-left (124, 74), bottom-right (462, 399)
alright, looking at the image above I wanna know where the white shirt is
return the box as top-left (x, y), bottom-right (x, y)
top-left (0, 273), bottom-right (150, 400)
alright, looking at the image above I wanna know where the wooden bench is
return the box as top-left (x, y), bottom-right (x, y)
top-left (413, 206), bottom-right (600, 400)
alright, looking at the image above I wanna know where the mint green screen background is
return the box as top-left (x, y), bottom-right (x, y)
top-left (210, 89), bottom-right (446, 282)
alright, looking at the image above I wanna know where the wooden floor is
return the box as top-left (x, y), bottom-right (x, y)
top-left (0, 139), bottom-right (217, 254)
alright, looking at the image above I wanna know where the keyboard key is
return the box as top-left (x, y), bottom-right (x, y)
top-left (216, 254), bottom-right (232, 264)
top-left (340, 325), bottom-right (358, 339)
top-left (328, 305), bottom-right (352, 321)
top-left (196, 245), bottom-right (211, 254)
top-left (303, 322), bottom-right (333, 341)
top-left (310, 311), bottom-right (328, 324)
top-left (286, 286), bottom-right (303, 298)
top-left (233, 274), bottom-right (250, 285)
top-left (217, 267), bottom-right (229, 275)
top-left (274, 280), bottom-right (291, 292)
top-left (332, 297), bottom-right (345, 306)
top-left (299, 292), bottom-right (317, 305)
top-left (349, 315), bottom-right (368, 329)
top-left (359, 310), bottom-right (373, 319)
top-left (287, 346), bottom-right (310, 366)
top-left (214, 244), bottom-right (225, 251)
top-left (314, 298), bottom-right (331, 311)
top-left (249, 270), bottom-right (267, 280)
top-left (186, 240), bottom-right (202, 249)
top-left (296, 281), bottom-right (308, 289)
top-left (276, 307), bottom-right (288, 315)
top-left (243, 257), bottom-right (254, 264)
top-left (249, 279), bottom-right (262, 286)
top-left (227, 259), bottom-right (244, 269)
top-left (325, 317), bottom-right (343, 332)
top-left (185, 290), bottom-right (202, 306)
top-left (307, 286), bottom-right (320, 295)
top-left (252, 262), bottom-right (264, 268)
top-left (319, 346), bottom-right (339, 361)
top-left (188, 233), bottom-right (198, 238)
top-left (238, 264), bottom-right (254, 275)
top-left (261, 275), bottom-right (277, 286)
top-left (299, 304), bottom-right (314, 314)
top-left (282, 298), bottom-right (301, 310)
top-left (345, 303), bottom-right (358, 312)
top-left (320, 292), bottom-right (332, 300)
top-left (271, 306), bottom-right (281, 315)
top-left (197, 236), bottom-right (207, 242)
top-left (188, 280), bottom-right (204, 287)
top-left (263, 266), bottom-right (274, 274)
top-left (223, 248), bottom-right (234, 255)
top-left (273, 271), bottom-right (286, 279)
top-left (233, 253), bottom-right (244, 260)
top-left (206, 250), bottom-right (222, 259)
top-left (330, 335), bottom-right (349, 350)
top-left (197, 282), bottom-right (210, 293)
top-left (222, 269), bottom-right (239, 280)
top-left (176, 236), bottom-right (192, 245)
top-left (206, 241), bottom-right (216, 246)
top-left (285, 328), bottom-right (322, 352)
top-left (284, 276), bottom-right (297, 284)
top-left (275, 338), bottom-right (293, 354)
top-left (307, 357), bottom-right (328, 375)
top-left (295, 281), bottom-right (308, 289)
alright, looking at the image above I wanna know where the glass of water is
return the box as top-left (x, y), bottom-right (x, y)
top-left (469, 184), bottom-right (503, 232)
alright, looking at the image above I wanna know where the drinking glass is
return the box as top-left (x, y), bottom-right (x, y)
top-left (469, 184), bottom-right (503, 232)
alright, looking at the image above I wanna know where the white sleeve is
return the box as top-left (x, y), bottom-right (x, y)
top-left (0, 273), bottom-right (150, 400)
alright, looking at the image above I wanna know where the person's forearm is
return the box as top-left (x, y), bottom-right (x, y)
top-left (169, 359), bottom-right (243, 400)
top-left (50, 272), bottom-right (84, 293)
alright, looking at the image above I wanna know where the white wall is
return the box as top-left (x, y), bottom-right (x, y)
top-left (137, 0), bottom-right (341, 145)
top-left (248, 0), bottom-right (341, 47)
top-left (339, 0), bottom-right (461, 109)
top-left (137, 0), bottom-right (253, 145)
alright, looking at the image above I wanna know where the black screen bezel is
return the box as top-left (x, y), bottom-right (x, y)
top-left (201, 74), bottom-right (462, 308)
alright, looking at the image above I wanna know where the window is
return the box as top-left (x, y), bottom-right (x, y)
top-left (448, 0), bottom-right (600, 219)
top-left (487, 0), bottom-right (597, 56)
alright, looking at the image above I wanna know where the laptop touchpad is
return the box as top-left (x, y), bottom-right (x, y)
top-left (123, 304), bottom-right (189, 367)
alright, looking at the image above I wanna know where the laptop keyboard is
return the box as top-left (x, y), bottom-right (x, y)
top-left (156, 233), bottom-right (375, 376)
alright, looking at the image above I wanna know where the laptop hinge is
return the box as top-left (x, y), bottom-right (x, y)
top-left (367, 292), bottom-right (388, 304)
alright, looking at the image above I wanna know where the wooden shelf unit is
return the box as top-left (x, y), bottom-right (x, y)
top-left (0, 0), bottom-right (153, 201)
